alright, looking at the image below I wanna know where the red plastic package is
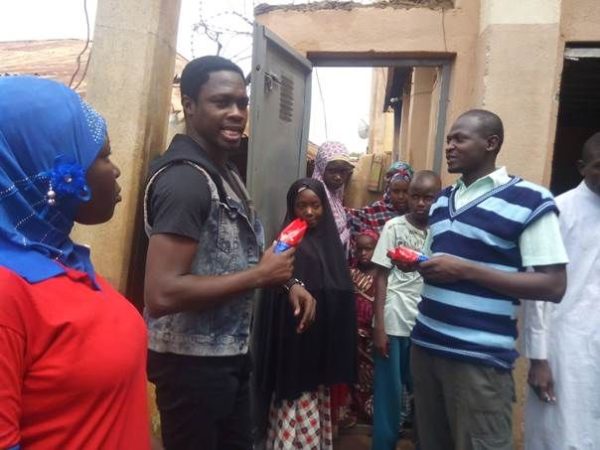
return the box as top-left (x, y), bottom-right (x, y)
top-left (387, 245), bottom-right (428, 264)
top-left (274, 219), bottom-right (308, 253)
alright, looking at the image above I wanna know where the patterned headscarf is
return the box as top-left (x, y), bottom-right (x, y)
top-left (312, 141), bottom-right (353, 248)
top-left (386, 161), bottom-right (414, 184)
top-left (357, 228), bottom-right (379, 243)
top-left (386, 161), bottom-right (414, 180)
top-left (0, 76), bottom-right (107, 283)
top-left (346, 160), bottom-right (414, 236)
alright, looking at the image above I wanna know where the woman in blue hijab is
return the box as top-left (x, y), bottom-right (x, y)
top-left (0, 77), bottom-right (150, 450)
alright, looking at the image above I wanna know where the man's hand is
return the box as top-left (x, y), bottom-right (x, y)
top-left (255, 243), bottom-right (295, 287)
top-left (528, 359), bottom-right (556, 404)
top-left (373, 327), bottom-right (389, 358)
top-left (418, 254), bottom-right (469, 283)
top-left (288, 284), bottom-right (316, 333)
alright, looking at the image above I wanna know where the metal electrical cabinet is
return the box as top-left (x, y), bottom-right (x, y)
top-left (247, 24), bottom-right (313, 242)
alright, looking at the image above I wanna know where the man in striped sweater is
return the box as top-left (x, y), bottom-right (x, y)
top-left (401, 110), bottom-right (568, 450)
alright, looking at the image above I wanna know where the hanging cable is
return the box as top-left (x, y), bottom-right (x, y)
top-left (69, 0), bottom-right (91, 90)
top-left (315, 68), bottom-right (328, 140)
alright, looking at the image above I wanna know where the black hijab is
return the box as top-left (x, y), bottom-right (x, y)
top-left (282, 179), bottom-right (354, 292)
top-left (253, 178), bottom-right (357, 421)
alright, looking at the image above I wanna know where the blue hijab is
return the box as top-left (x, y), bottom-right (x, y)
top-left (0, 76), bottom-right (107, 283)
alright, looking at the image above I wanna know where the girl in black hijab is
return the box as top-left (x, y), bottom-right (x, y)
top-left (254, 178), bottom-right (356, 450)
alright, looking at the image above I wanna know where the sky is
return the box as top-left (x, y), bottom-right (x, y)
top-left (0, 0), bottom-right (372, 153)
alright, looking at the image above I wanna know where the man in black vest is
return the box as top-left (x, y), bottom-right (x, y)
top-left (144, 56), bottom-right (315, 450)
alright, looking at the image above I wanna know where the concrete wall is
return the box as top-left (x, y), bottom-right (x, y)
top-left (405, 67), bottom-right (437, 170)
top-left (561, 0), bottom-right (600, 41)
top-left (257, 0), bottom-right (600, 190)
top-left (474, 0), bottom-right (563, 187)
top-left (398, 81), bottom-right (412, 162)
top-left (256, 0), bottom-right (480, 188)
top-left (474, 0), bottom-right (600, 188)
top-left (72, 0), bottom-right (181, 292)
top-left (367, 68), bottom-right (390, 155)
top-left (426, 67), bottom-right (443, 168)
top-left (344, 153), bottom-right (383, 208)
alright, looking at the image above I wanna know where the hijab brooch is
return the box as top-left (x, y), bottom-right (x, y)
top-left (45, 156), bottom-right (91, 206)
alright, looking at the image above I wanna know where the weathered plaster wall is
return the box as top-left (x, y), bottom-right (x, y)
top-left (368, 68), bottom-right (390, 154)
top-left (256, 0), bottom-right (477, 58)
top-left (257, 0), bottom-right (600, 189)
top-left (473, 1), bottom-right (563, 188)
top-left (426, 67), bottom-right (442, 168)
top-left (256, 0), bottom-right (481, 185)
top-left (480, 0), bottom-right (560, 31)
top-left (561, 0), bottom-right (600, 41)
top-left (398, 83), bottom-right (412, 162)
top-left (344, 153), bottom-right (382, 208)
top-left (72, 0), bottom-right (181, 291)
top-left (405, 67), bottom-right (437, 170)
top-left (474, 23), bottom-right (563, 185)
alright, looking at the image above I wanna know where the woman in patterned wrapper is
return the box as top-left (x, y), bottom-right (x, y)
top-left (254, 178), bottom-right (357, 450)
top-left (0, 77), bottom-right (151, 450)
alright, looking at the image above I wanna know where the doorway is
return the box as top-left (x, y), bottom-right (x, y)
top-left (550, 45), bottom-right (600, 195)
top-left (309, 55), bottom-right (452, 177)
top-left (306, 63), bottom-right (451, 209)
top-left (249, 24), bottom-right (453, 240)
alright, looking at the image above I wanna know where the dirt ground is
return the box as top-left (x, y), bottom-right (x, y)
top-left (334, 424), bottom-right (415, 450)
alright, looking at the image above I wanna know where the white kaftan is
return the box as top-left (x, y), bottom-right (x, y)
top-left (523, 182), bottom-right (600, 450)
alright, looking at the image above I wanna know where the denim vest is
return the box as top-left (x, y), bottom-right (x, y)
top-left (143, 161), bottom-right (264, 356)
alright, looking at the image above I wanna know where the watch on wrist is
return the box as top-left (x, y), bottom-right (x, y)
top-left (283, 278), bottom-right (305, 292)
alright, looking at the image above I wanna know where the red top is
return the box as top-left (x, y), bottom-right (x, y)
top-left (0, 267), bottom-right (150, 450)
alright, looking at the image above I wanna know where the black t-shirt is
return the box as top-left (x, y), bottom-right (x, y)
top-left (149, 163), bottom-right (211, 241)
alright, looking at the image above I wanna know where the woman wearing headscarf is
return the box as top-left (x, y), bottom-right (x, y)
top-left (311, 141), bottom-right (357, 430)
top-left (0, 77), bottom-right (150, 450)
top-left (254, 178), bottom-right (356, 450)
top-left (312, 141), bottom-right (354, 249)
top-left (347, 161), bottom-right (414, 237)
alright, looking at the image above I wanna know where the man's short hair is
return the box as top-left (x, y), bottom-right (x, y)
top-left (180, 56), bottom-right (245, 102)
top-left (582, 132), bottom-right (600, 163)
top-left (460, 109), bottom-right (505, 148)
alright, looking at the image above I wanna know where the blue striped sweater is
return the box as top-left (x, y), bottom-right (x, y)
top-left (411, 176), bottom-right (558, 370)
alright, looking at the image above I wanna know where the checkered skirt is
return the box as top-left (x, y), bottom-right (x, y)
top-left (266, 387), bottom-right (333, 450)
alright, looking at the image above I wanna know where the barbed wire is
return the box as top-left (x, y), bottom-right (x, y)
top-left (190, 0), bottom-right (254, 62)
